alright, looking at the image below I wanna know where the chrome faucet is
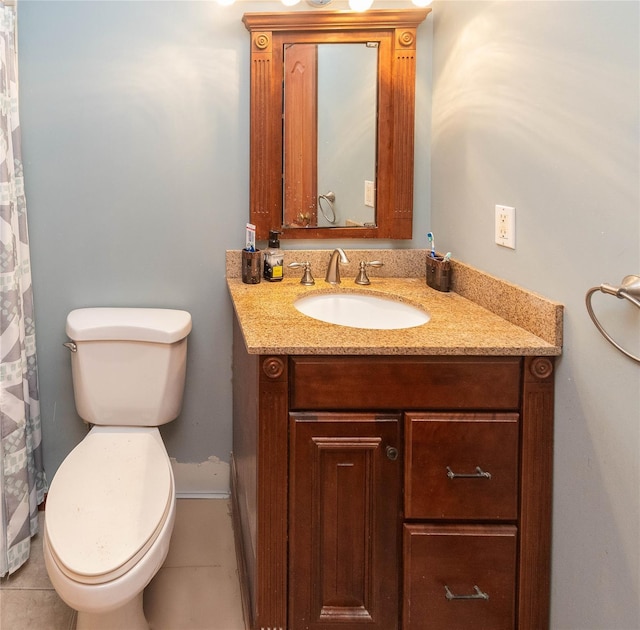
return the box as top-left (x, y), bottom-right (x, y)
top-left (325, 248), bottom-right (349, 284)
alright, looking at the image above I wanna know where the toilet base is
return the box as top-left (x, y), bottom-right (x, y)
top-left (75, 592), bottom-right (148, 630)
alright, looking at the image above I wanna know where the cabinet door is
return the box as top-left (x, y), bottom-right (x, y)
top-left (403, 524), bottom-right (517, 630)
top-left (289, 413), bottom-right (401, 630)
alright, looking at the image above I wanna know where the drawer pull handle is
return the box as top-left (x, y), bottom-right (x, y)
top-left (444, 585), bottom-right (489, 601)
top-left (386, 446), bottom-right (399, 461)
top-left (446, 466), bottom-right (492, 480)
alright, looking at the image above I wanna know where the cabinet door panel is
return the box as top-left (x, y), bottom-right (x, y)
top-left (403, 524), bottom-right (517, 630)
top-left (289, 413), bottom-right (401, 630)
top-left (405, 413), bottom-right (519, 520)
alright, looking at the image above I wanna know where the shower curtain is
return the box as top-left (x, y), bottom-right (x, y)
top-left (0, 1), bottom-right (46, 577)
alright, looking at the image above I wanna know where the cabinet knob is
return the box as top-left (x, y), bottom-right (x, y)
top-left (385, 446), bottom-right (399, 461)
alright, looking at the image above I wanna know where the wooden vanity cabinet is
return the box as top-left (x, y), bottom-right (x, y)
top-left (232, 318), bottom-right (555, 630)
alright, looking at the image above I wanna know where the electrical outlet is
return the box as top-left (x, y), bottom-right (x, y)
top-left (495, 205), bottom-right (516, 249)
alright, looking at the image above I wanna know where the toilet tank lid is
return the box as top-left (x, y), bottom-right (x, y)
top-left (66, 308), bottom-right (192, 343)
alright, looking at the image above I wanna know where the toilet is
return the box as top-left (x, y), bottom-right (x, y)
top-left (43, 307), bottom-right (192, 630)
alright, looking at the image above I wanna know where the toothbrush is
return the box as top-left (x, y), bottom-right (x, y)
top-left (427, 232), bottom-right (436, 258)
top-left (442, 252), bottom-right (452, 262)
top-left (245, 223), bottom-right (256, 252)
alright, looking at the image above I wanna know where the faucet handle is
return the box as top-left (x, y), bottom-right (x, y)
top-left (289, 261), bottom-right (315, 286)
top-left (355, 260), bottom-right (384, 285)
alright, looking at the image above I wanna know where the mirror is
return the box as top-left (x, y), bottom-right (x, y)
top-left (284, 42), bottom-right (378, 229)
top-left (243, 9), bottom-right (430, 240)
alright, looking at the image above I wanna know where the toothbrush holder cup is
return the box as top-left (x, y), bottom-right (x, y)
top-left (426, 253), bottom-right (451, 292)
top-left (242, 249), bottom-right (262, 284)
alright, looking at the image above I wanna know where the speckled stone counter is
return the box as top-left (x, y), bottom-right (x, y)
top-left (227, 249), bottom-right (563, 356)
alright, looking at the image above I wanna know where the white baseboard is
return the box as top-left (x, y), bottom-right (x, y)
top-left (170, 457), bottom-right (230, 499)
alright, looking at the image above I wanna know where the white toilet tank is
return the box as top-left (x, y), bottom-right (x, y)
top-left (65, 308), bottom-right (192, 426)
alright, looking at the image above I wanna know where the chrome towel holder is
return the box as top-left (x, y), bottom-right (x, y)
top-left (585, 274), bottom-right (640, 363)
top-left (318, 191), bottom-right (337, 224)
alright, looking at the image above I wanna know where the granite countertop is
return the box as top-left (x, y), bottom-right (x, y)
top-left (227, 253), bottom-right (563, 356)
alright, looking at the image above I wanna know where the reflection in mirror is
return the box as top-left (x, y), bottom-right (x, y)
top-left (283, 43), bottom-right (378, 230)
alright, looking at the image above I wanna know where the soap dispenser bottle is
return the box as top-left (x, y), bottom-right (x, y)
top-left (263, 230), bottom-right (284, 282)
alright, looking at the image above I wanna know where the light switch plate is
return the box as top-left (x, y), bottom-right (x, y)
top-left (364, 180), bottom-right (375, 208)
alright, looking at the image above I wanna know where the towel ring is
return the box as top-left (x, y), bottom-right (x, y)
top-left (318, 191), bottom-right (337, 225)
top-left (585, 275), bottom-right (640, 363)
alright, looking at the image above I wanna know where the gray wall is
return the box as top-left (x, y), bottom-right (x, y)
top-left (17, 1), bottom-right (431, 479)
top-left (430, 2), bottom-right (639, 628)
top-left (19, 1), bottom-right (248, 479)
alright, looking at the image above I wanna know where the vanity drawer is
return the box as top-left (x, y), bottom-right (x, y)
top-left (289, 356), bottom-right (521, 411)
top-left (403, 523), bottom-right (517, 630)
top-left (405, 413), bottom-right (519, 520)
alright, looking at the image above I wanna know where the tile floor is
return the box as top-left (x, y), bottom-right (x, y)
top-left (0, 498), bottom-right (246, 630)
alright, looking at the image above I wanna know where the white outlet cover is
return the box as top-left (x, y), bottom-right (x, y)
top-left (495, 205), bottom-right (516, 249)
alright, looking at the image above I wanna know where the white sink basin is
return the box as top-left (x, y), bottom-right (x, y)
top-left (294, 292), bottom-right (430, 330)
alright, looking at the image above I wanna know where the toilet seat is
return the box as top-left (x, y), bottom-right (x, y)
top-left (45, 426), bottom-right (173, 585)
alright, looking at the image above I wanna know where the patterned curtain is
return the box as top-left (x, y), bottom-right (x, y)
top-left (0, 1), bottom-right (46, 577)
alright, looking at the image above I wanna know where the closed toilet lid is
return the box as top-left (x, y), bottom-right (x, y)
top-left (45, 427), bottom-right (173, 583)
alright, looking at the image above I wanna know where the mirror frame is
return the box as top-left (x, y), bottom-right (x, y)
top-left (243, 9), bottom-right (430, 241)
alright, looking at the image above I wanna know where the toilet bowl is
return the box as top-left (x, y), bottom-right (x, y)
top-left (44, 308), bottom-right (191, 630)
top-left (43, 427), bottom-right (176, 629)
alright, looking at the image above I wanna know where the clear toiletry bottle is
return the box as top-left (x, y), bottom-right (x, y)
top-left (263, 230), bottom-right (284, 282)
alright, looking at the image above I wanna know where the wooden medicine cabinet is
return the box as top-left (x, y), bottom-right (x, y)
top-left (243, 9), bottom-right (430, 240)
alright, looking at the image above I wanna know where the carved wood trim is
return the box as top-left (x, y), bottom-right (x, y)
top-left (389, 26), bottom-right (417, 238)
top-left (249, 29), bottom-right (281, 237)
top-left (255, 355), bottom-right (289, 629)
top-left (243, 9), bottom-right (430, 31)
top-left (518, 356), bottom-right (554, 629)
top-left (397, 29), bottom-right (416, 48)
top-left (529, 356), bottom-right (554, 380)
top-left (252, 32), bottom-right (271, 53)
top-left (262, 356), bottom-right (285, 379)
